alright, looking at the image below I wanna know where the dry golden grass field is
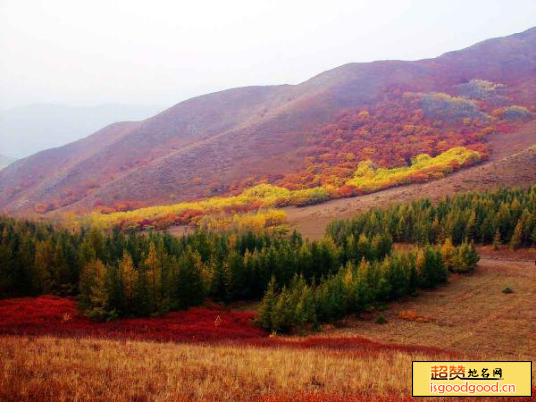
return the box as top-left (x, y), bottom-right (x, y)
top-left (0, 336), bottom-right (443, 402)
top-left (325, 255), bottom-right (536, 361)
top-left (1, 253), bottom-right (535, 401)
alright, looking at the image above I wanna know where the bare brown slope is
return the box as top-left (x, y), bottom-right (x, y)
top-left (0, 121), bottom-right (141, 212)
top-left (1, 27), bottom-right (535, 214)
top-left (289, 121), bottom-right (536, 240)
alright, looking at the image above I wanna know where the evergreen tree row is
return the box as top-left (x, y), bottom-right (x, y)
top-left (0, 187), bottom-right (498, 323)
top-left (326, 186), bottom-right (536, 248)
top-left (0, 217), bottom-right (392, 319)
top-left (258, 242), bottom-right (479, 333)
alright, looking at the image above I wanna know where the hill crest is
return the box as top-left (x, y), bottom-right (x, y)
top-left (1, 27), bottom-right (535, 215)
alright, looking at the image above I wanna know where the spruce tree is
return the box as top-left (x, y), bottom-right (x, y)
top-left (356, 258), bottom-right (372, 309)
top-left (79, 259), bottom-right (111, 320)
top-left (271, 287), bottom-right (293, 332)
top-left (33, 240), bottom-right (52, 293)
top-left (376, 259), bottom-right (393, 302)
top-left (144, 242), bottom-right (162, 311)
top-left (175, 250), bottom-right (205, 309)
top-left (258, 277), bottom-right (277, 330)
top-left (301, 285), bottom-right (318, 330)
top-left (441, 238), bottom-right (456, 272)
top-left (119, 251), bottom-right (137, 312)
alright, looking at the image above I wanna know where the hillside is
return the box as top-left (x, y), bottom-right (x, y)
top-left (289, 120), bottom-right (536, 239)
top-left (1, 27), bottom-right (535, 215)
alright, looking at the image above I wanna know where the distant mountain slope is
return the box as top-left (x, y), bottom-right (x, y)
top-left (288, 120), bottom-right (536, 239)
top-left (0, 154), bottom-right (16, 170)
top-left (1, 27), bottom-right (535, 215)
top-left (0, 103), bottom-right (162, 158)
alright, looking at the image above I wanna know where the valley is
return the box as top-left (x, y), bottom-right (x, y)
top-left (1, 253), bottom-right (534, 401)
top-left (1, 28), bottom-right (535, 218)
top-left (1, 22), bottom-right (536, 402)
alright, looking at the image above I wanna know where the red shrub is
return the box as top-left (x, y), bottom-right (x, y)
top-left (0, 296), bottom-right (265, 343)
top-left (0, 296), bottom-right (456, 359)
top-left (335, 185), bottom-right (356, 198)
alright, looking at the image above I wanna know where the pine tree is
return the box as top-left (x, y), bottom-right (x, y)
top-left (106, 264), bottom-right (122, 317)
top-left (460, 242), bottom-right (479, 272)
top-left (451, 242), bottom-right (479, 273)
top-left (441, 238), bottom-right (456, 272)
top-left (510, 198), bottom-right (522, 221)
top-left (496, 203), bottom-right (512, 243)
top-left (224, 250), bottom-right (246, 301)
top-left (79, 259), bottom-right (111, 320)
top-left (133, 268), bottom-right (152, 316)
top-left (357, 234), bottom-right (371, 262)
top-left (465, 211), bottom-right (477, 242)
top-left (271, 287), bottom-right (293, 332)
top-left (356, 258), bottom-right (372, 309)
top-left (480, 217), bottom-right (494, 244)
top-left (53, 240), bottom-right (72, 295)
top-left (175, 250), bottom-right (205, 309)
top-left (292, 279), bottom-right (308, 331)
top-left (78, 235), bottom-right (97, 271)
top-left (416, 247), bottom-right (443, 288)
top-left (431, 217), bottom-right (441, 244)
top-left (433, 247), bottom-right (448, 284)
top-left (33, 240), bottom-right (52, 293)
top-left (258, 277), bottom-right (277, 330)
top-left (389, 255), bottom-right (409, 299)
top-left (405, 253), bottom-right (418, 296)
top-left (416, 248), bottom-right (427, 287)
top-left (341, 262), bottom-right (358, 310)
top-left (376, 258), bottom-right (393, 301)
top-left (293, 281), bottom-right (317, 332)
top-left (510, 221), bottom-right (523, 250)
top-left (144, 242), bottom-right (162, 311)
top-left (119, 251), bottom-right (137, 311)
top-left (208, 259), bottom-right (227, 301)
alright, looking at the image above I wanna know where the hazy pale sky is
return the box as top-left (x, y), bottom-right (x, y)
top-left (1, 0), bottom-right (535, 110)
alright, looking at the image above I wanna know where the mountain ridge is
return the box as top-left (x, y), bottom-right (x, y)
top-left (1, 27), bottom-right (535, 215)
top-left (0, 103), bottom-right (162, 158)
top-left (0, 154), bottom-right (16, 170)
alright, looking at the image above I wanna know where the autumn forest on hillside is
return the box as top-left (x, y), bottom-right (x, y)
top-left (2, 19), bottom-right (536, 401)
top-left (52, 81), bottom-right (533, 233)
top-left (3, 187), bottom-right (536, 334)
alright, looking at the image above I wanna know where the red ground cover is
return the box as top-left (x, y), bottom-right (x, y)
top-left (2, 296), bottom-right (531, 401)
top-left (0, 295), bottom-right (265, 342)
top-left (0, 296), bottom-right (453, 358)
